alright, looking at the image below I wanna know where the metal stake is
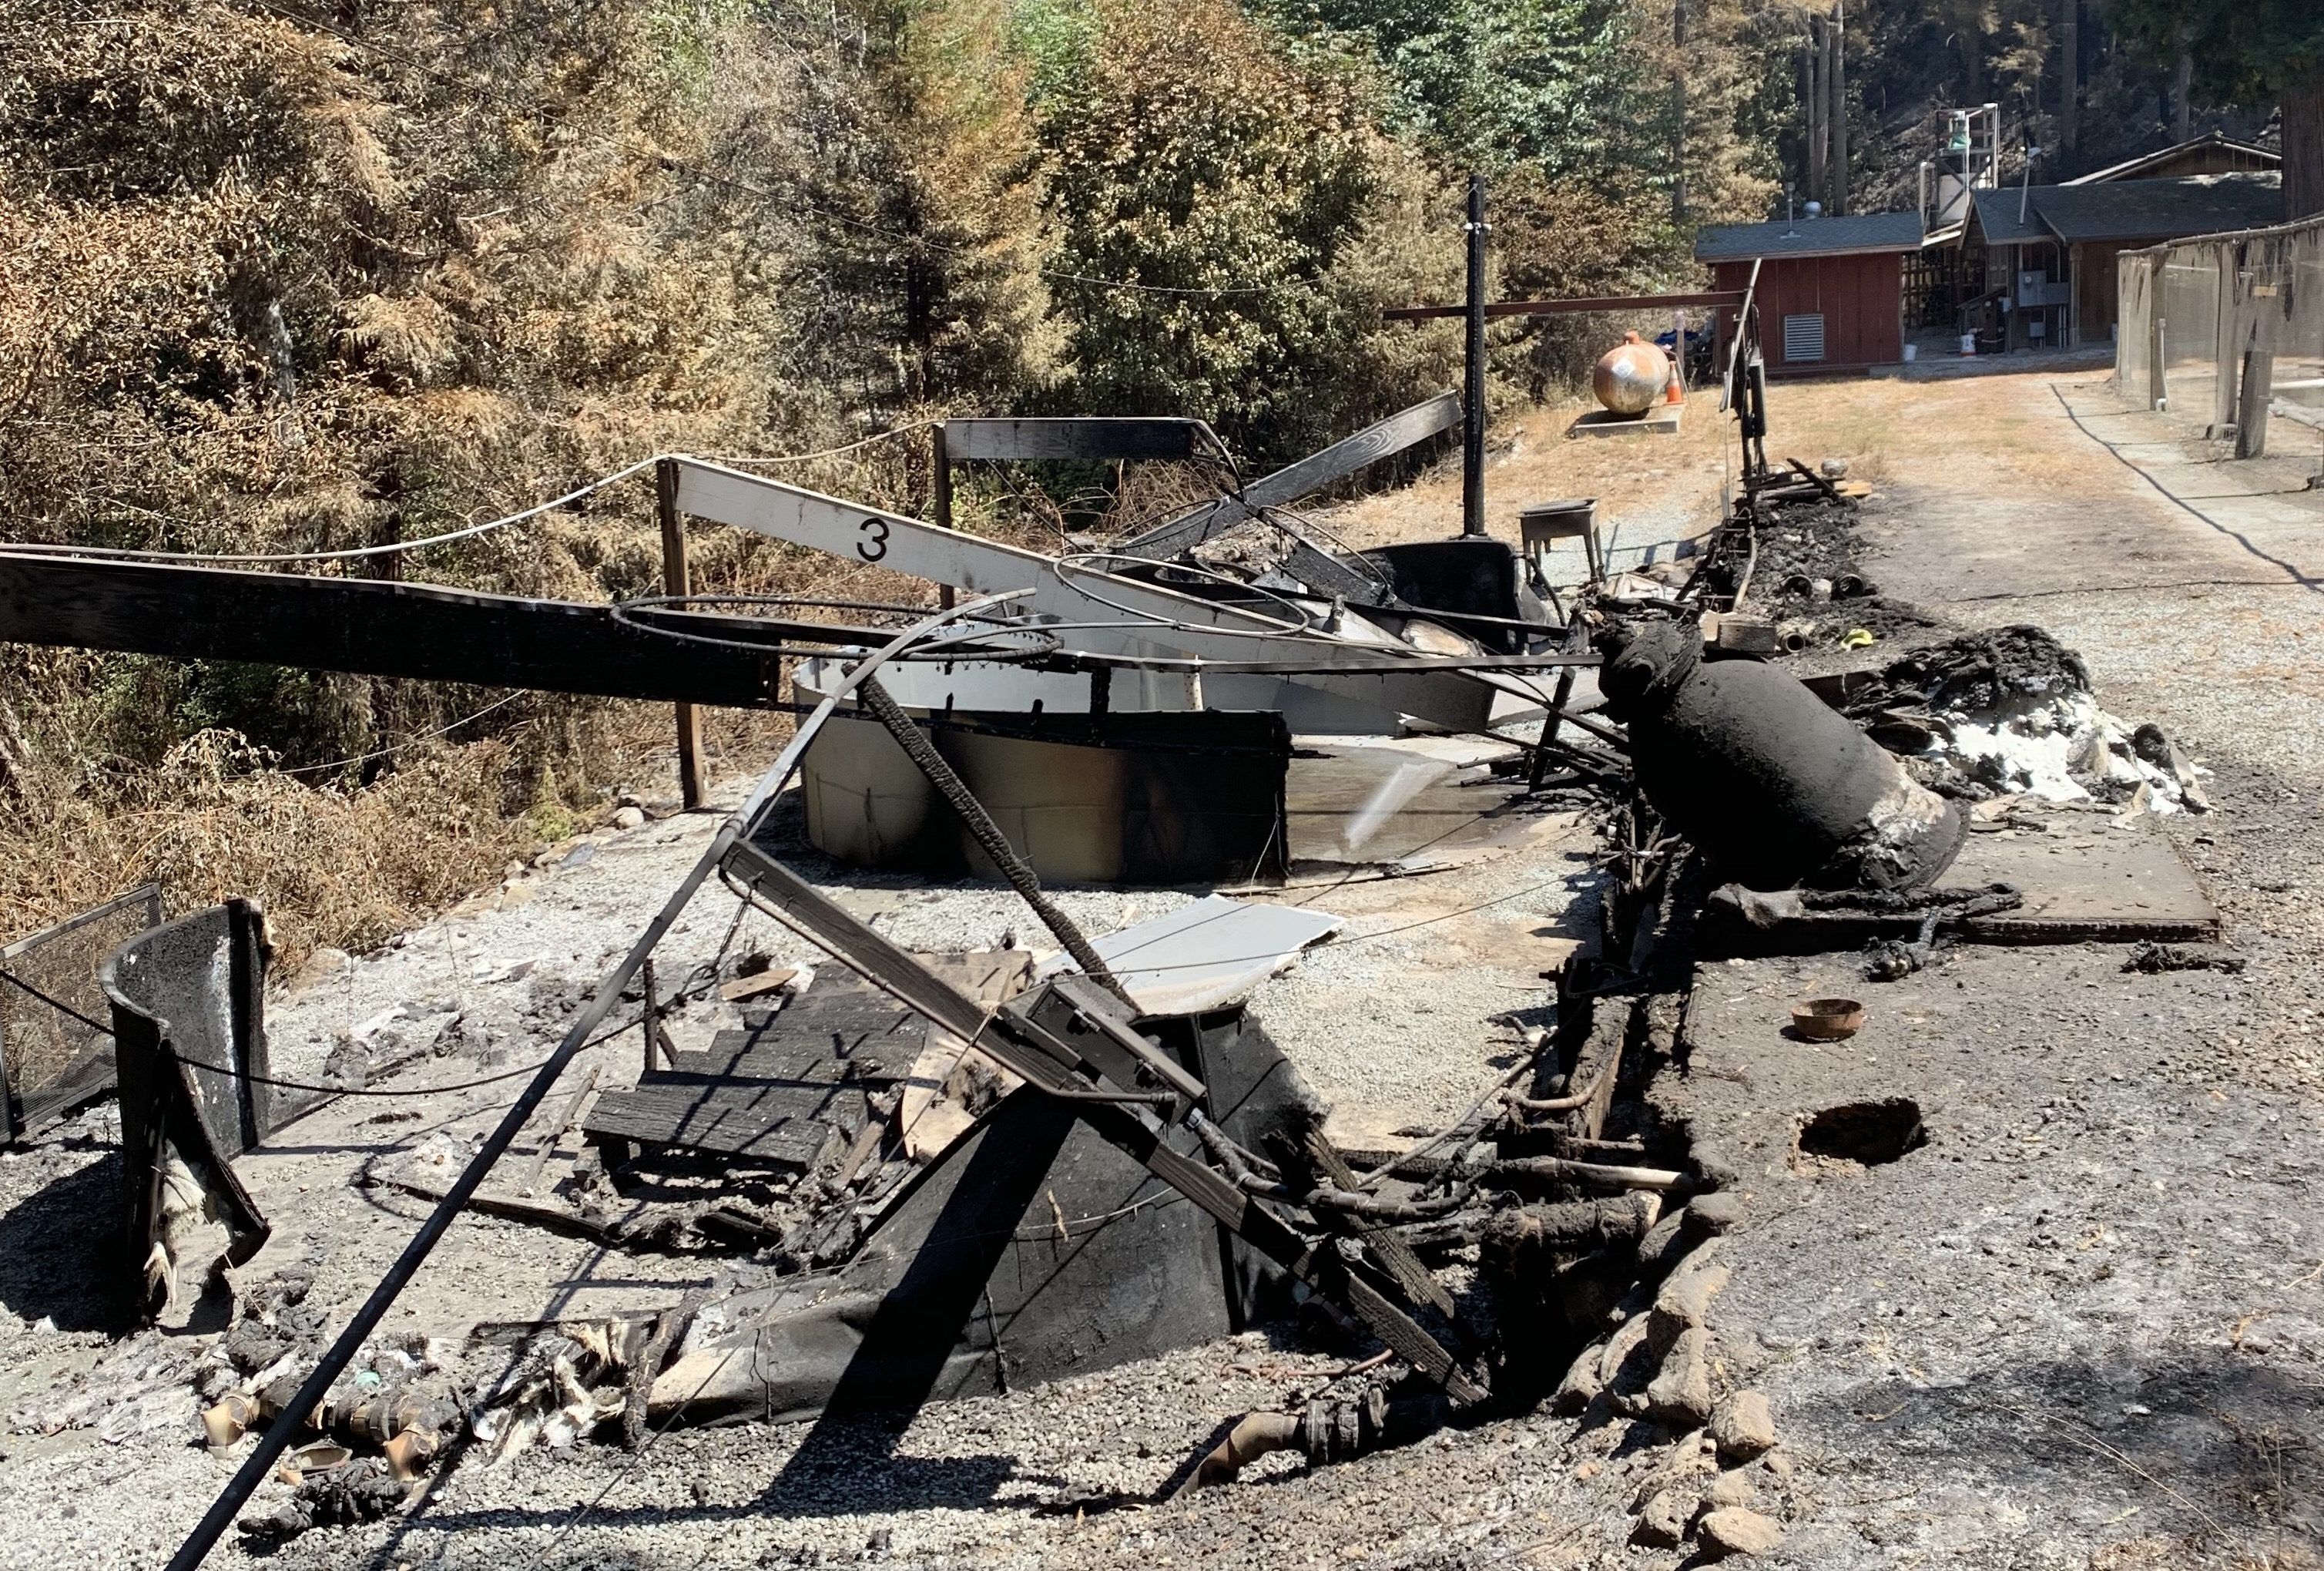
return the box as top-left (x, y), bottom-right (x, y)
top-left (1463, 173), bottom-right (1489, 538)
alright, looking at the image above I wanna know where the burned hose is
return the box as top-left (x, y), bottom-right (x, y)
top-left (854, 674), bottom-right (1133, 1008)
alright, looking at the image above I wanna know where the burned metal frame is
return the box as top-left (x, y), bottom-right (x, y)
top-left (669, 455), bottom-right (1501, 736)
top-left (716, 841), bottom-right (1485, 1401)
top-left (162, 591), bottom-right (1031, 1571)
top-left (0, 881), bottom-right (161, 1143)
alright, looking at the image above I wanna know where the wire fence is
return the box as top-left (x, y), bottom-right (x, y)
top-left (2118, 213), bottom-right (2324, 460)
top-left (0, 883), bottom-right (161, 1141)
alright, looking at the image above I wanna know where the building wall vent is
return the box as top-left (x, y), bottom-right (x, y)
top-left (1782, 313), bottom-right (1827, 363)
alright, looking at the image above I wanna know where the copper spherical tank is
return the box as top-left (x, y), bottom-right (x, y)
top-left (1592, 331), bottom-right (1670, 416)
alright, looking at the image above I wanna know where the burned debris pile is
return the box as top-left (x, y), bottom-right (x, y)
top-left (0, 294), bottom-right (2226, 1569)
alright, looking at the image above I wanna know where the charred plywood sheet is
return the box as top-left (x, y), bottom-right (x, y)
top-left (1699, 814), bottom-right (2219, 955)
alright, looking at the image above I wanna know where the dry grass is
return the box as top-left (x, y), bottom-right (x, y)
top-left (0, 731), bottom-right (525, 970)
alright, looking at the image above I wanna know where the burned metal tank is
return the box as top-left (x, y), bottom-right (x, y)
top-left (1597, 618), bottom-right (1965, 891)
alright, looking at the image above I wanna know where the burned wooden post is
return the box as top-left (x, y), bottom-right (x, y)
top-left (930, 422), bottom-right (956, 610)
top-left (657, 456), bottom-right (707, 811)
top-left (641, 955), bottom-right (661, 1073)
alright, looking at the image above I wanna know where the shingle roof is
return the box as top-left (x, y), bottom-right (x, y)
top-left (1692, 211), bottom-right (1925, 262)
top-left (1971, 173), bottom-right (2283, 248)
top-left (1972, 186), bottom-right (2050, 246)
top-left (2063, 133), bottom-right (2279, 186)
top-left (2031, 172), bottom-right (2282, 242)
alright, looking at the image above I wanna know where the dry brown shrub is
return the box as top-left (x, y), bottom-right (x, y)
top-left (0, 728), bottom-right (525, 969)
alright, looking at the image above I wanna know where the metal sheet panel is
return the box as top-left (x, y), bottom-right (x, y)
top-left (800, 710), bottom-right (1291, 886)
top-left (1037, 895), bottom-right (1342, 1015)
top-left (672, 458), bottom-right (1494, 735)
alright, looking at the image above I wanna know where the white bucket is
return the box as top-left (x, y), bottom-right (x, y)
top-left (1959, 333), bottom-right (1977, 356)
top-left (1901, 343), bottom-right (1918, 363)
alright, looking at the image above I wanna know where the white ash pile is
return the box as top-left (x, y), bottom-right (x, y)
top-left (1841, 626), bottom-right (2210, 814)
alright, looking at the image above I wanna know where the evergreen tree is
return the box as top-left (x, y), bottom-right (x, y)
top-left (2101, 0), bottom-right (2324, 214)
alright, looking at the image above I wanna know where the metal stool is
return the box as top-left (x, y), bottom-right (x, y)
top-left (1518, 498), bottom-right (1603, 587)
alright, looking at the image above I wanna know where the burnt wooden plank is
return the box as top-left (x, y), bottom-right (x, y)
top-left (632, 1074), bottom-right (877, 1133)
top-left (942, 418), bottom-right (1204, 463)
top-left (582, 1086), bottom-right (846, 1167)
top-left (666, 1041), bottom-right (917, 1086)
top-left (0, 553), bottom-right (886, 708)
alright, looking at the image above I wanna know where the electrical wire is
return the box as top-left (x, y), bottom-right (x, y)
top-left (702, 421), bottom-right (940, 468)
top-left (10, 898), bottom-right (753, 1104)
top-left (0, 415), bottom-right (937, 569)
top-left (276, 693), bottom-right (525, 776)
top-left (0, 967), bottom-right (107, 1035)
top-left (0, 458), bottom-right (661, 565)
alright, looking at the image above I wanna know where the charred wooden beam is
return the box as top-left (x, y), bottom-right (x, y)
top-left (0, 552), bottom-right (889, 707)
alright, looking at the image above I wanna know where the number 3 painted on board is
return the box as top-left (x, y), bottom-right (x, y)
top-left (857, 517), bottom-right (890, 562)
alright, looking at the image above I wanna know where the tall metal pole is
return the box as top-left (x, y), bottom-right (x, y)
top-left (1462, 173), bottom-right (1489, 538)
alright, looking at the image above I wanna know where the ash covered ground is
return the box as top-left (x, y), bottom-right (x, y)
top-left (0, 371), bottom-right (2319, 1571)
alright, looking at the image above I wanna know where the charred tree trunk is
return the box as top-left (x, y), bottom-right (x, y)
top-left (1804, 24), bottom-right (1826, 206)
top-left (2286, 72), bottom-right (2324, 220)
top-left (1671, 0), bottom-right (1688, 223)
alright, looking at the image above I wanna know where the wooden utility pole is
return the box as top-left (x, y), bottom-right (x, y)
top-left (655, 457), bottom-right (706, 811)
top-left (1826, 5), bottom-right (1847, 215)
top-left (2058, 0), bottom-right (2080, 163)
top-left (1803, 23), bottom-right (1826, 208)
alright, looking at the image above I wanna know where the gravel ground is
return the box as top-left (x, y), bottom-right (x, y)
top-left (5, 368), bottom-right (2322, 1571)
top-left (0, 741), bottom-right (1600, 1571)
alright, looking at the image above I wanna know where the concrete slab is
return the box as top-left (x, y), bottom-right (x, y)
top-left (1951, 811), bottom-right (2221, 943)
top-left (1566, 405), bottom-right (1682, 439)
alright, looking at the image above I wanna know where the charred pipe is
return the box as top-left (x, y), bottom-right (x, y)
top-left (1479, 1193), bottom-right (1663, 1266)
top-left (1596, 617), bottom-right (1964, 891)
top-left (1171, 1388), bottom-right (1454, 1497)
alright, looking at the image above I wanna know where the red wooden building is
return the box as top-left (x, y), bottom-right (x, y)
top-left (1695, 212), bottom-right (1926, 374)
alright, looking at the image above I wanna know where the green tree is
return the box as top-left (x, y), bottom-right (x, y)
top-left (2101, 0), bottom-right (2324, 214)
top-left (1021, 0), bottom-right (1457, 464)
top-left (1248, 0), bottom-right (1648, 182)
